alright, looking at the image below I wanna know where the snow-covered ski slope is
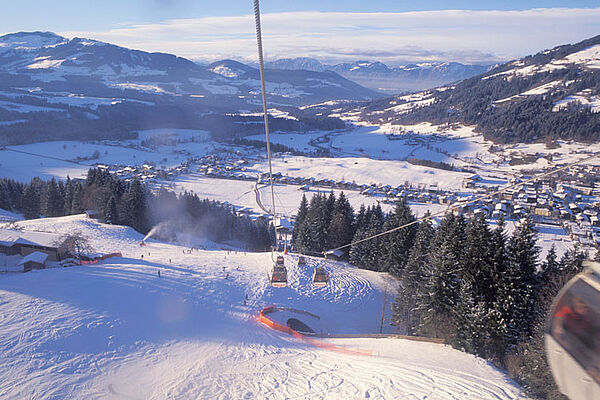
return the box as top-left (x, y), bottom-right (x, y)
top-left (0, 215), bottom-right (526, 399)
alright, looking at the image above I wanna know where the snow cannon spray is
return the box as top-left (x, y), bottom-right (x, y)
top-left (142, 225), bottom-right (159, 243)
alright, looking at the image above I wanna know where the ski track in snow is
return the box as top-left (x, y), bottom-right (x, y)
top-left (0, 215), bottom-right (526, 399)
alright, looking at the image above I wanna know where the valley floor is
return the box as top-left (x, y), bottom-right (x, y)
top-left (0, 215), bottom-right (526, 399)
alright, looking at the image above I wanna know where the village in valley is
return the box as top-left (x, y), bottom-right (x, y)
top-left (2, 117), bottom-right (600, 272)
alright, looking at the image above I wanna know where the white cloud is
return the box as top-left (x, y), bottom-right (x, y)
top-left (59, 8), bottom-right (600, 65)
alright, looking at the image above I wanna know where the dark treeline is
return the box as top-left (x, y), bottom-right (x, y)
top-left (405, 157), bottom-right (474, 173)
top-left (0, 97), bottom-right (346, 146)
top-left (293, 192), bottom-right (418, 276)
top-left (230, 138), bottom-right (305, 156)
top-left (0, 169), bottom-right (274, 251)
top-left (204, 113), bottom-right (345, 142)
top-left (293, 191), bottom-right (586, 399)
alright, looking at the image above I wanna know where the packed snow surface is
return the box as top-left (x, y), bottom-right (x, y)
top-left (0, 215), bottom-right (525, 399)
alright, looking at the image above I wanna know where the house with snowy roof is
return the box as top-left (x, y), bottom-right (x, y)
top-left (18, 251), bottom-right (49, 272)
top-left (0, 229), bottom-right (67, 261)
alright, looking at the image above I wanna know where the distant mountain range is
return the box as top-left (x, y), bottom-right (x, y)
top-left (354, 35), bottom-right (600, 143)
top-left (0, 32), bottom-right (380, 107)
top-left (0, 32), bottom-right (380, 144)
top-left (7, 31), bottom-right (593, 147)
top-left (265, 58), bottom-right (491, 93)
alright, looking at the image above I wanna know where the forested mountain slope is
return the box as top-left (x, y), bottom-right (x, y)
top-left (0, 32), bottom-right (374, 145)
top-left (357, 35), bottom-right (600, 143)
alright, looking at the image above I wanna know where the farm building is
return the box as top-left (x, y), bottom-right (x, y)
top-left (18, 251), bottom-right (49, 272)
top-left (0, 229), bottom-right (67, 261)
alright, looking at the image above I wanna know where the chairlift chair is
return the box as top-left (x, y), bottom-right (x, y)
top-left (312, 266), bottom-right (329, 287)
top-left (271, 265), bottom-right (287, 287)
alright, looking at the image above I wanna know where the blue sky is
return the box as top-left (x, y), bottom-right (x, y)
top-left (2, 2), bottom-right (600, 64)
top-left (3, 1), bottom-right (600, 31)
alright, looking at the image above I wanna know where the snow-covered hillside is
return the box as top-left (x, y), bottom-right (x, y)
top-left (0, 215), bottom-right (525, 399)
top-left (0, 31), bottom-right (380, 116)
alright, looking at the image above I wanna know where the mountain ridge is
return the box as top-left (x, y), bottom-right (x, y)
top-left (264, 57), bottom-right (491, 93)
top-left (0, 31), bottom-right (380, 145)
top-left (352, 35), bottom-right (600, 143)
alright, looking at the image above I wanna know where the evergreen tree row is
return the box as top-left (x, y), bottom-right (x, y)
top-left (0, 169), bottom-right (274, 251)
top-left (293, 192), bottom-right (417, 276)
top-left (293, 192), bottom-right (355, 256)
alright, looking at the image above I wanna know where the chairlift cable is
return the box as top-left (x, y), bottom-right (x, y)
top-left (274, 190), bottom-right (291, 218)
top-left (253, 0), bottom-right (277, 220)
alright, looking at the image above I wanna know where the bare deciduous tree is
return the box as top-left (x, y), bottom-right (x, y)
top-left (56, 232), bottom-right (93, 258)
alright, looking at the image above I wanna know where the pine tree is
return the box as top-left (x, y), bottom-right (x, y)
top-left (303, 194), bottom-right (328, 253)
top-left (502, 216), bottom-right (539, 347)
top-left (453, 280), bottom-right (489, 354)
top-left (380, 198), bottom-right (417, 276)
top-left (123, 179), bottom-right (148, 233)
top-left (372, 204), bottom-right (385, 226)
top-left (63, 176), bottom-right (74, 215)
top-left (57, 180), bottom-right (66, 215)
top-left (349, 212), bottom-right (382, 269)
top-left (44, 178), bottom-right (64, 217)
top-left (292, 194), bottom-right (309, 246)
top-left (327, 192), bottom-right (354, 254)
top-left (393, 215), bottom-right (434, 334)
top-left (71, 183), bottom-right (84, 214)
top-left (419, 213), bottom-right (466, 339)
top-left (463, 214), bottom-right (494, 305)
top-left (105, 195), bottom-right (118, 224)
top-left (558, 248), bottom-right (586, 277)
top-left (485, 218), bottom-right (510, 361)
top-left (355, 204), bottom-right (367, 231)
top-left (22, 183), bottom-right (41, 219)
top-left (293, 219), bottom-right (311, 254)
top-left (0, 180), bottom-right (7, 210)
top-left (539, 244), bottom-right (558, 287)
top-left (324, 191), bottom-right (336, 234)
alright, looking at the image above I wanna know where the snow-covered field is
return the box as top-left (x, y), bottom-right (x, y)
top-left (251, 155), bottom-right (471, 190)
top-left (0, 129), bottom-right (214, 182)
top-left (170, 174), bottom-right (449, 218)
top-left (248, 124), bottom-right (494, 166)
top-left (0, 215), bottom-right (525, 399)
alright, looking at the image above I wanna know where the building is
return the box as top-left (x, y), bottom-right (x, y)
top-left (534, 206), bottom-right (552, 217)
top-left (0, 229), bottom-right (67, 261)
top-left (462, 175), bottom-right (479, 189)
top-left (18, 251), bottom-right (49, 272)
